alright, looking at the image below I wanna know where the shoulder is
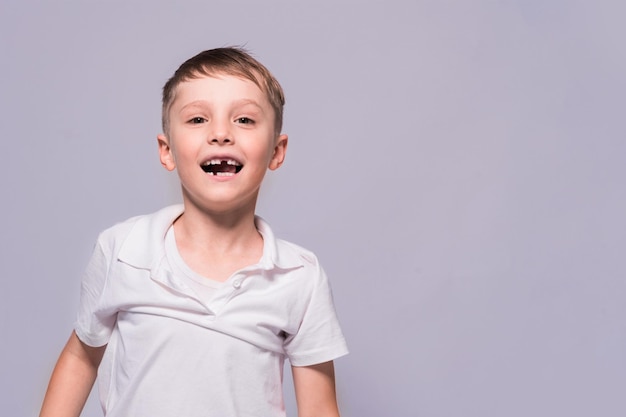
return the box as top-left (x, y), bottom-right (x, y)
top-left (272, 238), bottom-right (332, 295)
top-left (97, 214), bottom-right (143, 243)
top-left (95, 205), bottom-right (183, 254)
top-left (275, 238), bottom-right (321, 268)
top-left (255, 216), bottom-right (323, 271)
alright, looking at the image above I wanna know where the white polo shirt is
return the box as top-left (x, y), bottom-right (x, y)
top-left (74, 205), bottom-right (348, 417)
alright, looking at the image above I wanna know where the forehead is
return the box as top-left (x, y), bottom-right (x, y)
top-left (171, 74), bottom-right (269, 109)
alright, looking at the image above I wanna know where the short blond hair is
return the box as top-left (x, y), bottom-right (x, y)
top-left (161, 47), bottom-right (285, 135)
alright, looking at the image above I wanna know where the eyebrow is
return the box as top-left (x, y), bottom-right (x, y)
top-left (178, 99), bottom-right (264, 113)
top-left (232, 99), bottom-right (264, 110)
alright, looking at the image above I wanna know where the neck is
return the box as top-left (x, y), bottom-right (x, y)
top-left (174, 199), bottom-right (261, 255)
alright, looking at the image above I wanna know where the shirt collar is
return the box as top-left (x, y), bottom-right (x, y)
top-left (117, 204), bottom-right (303, 271)
top-left (254, 216), bottom-right (304, 270)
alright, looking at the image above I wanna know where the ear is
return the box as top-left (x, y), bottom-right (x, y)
top-left (157, 134), bottom-right (176, 171)
top-left (268, 134), bottom-right (288, 171)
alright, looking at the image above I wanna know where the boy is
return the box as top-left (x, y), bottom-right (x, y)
top-left (39, 47), bottom-right (348, 417)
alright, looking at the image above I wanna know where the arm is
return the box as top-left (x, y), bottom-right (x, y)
top-left (39, 331), bottom-right (106, 417)
top-left (292, 360), bottom-right (341, 417)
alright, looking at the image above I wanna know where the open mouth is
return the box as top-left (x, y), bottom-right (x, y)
top-left (201, 159), bottom-right (243, 176)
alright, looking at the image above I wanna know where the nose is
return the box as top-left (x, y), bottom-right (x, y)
top-left (210, 136), bottom-right (232, 144)
top-left (208, 119), bottom-right (233, 145)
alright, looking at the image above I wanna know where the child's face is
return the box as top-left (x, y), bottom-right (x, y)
top-left (157, 74), bottom-right (288, 213)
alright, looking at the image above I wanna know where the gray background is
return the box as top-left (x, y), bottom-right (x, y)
top-left (2, 1), bottom-right (625, 416)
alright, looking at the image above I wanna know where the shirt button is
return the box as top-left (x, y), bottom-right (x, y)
top-left (233, 279), bottom-right (242, 289)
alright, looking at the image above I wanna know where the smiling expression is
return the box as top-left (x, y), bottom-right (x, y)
top-left (157, 74), bottom-right (288, 214)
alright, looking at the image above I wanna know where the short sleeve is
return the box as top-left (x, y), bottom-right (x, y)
top-left (74, 237), bottom-right (116, 347)
top-left (283, 265), bottom-right (348, 367)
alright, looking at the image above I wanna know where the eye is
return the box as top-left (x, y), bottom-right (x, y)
top-left (235, 117), bottom-right (254, 125)
top-left (188, 117), bottom-right (207, 124)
